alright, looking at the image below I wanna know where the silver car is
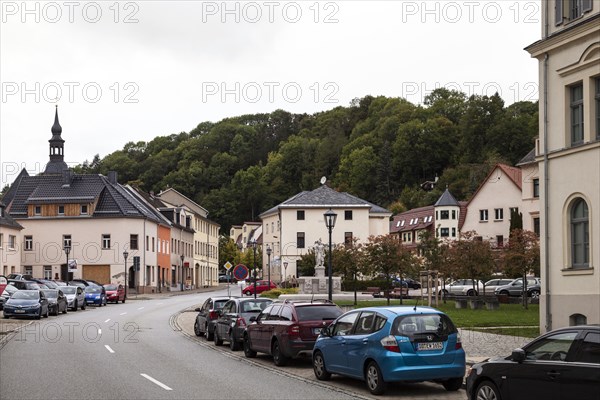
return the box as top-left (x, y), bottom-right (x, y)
top-left (60, 285), bottom-right (86, 311)
top-left (443, 279), bottom-right (485, 296)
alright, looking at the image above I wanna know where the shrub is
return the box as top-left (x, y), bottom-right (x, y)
top-left (261, 287), bottom-right (299, 298)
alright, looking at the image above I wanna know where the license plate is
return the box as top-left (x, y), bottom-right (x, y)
top-left (15, 310), bottom-right (25, 313)
top-left (417, 342), bottom-right (443, 351)
top-left (313, 328), bottom-right (323, 335)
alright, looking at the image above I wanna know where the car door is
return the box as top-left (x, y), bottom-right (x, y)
top-left (198, 299), bottom-right (211, 329)
top-left (263, 304), bottom-right (282, 353)
top-left (342, 311), bottom-right (378, 379)
top-left (507, 331), bottom-right (578, 400)
top-left (321, 311), bottom-right (360, 375)
top-left (251, 305), bottom-right (273, 351)
top-left (215, 300), bottom-right (233, 338)
top-left (558, 331), bottom-right (600, 400)
top-left (76, 287), bottom-right (84, 304)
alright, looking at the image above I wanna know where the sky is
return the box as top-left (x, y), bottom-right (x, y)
top-left (0, 0), bottom-right (541, 188)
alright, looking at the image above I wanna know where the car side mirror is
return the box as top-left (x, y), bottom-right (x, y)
top-left (511, 348), bottom-right (526, 362)
top-left (194, 307), bottom-right (201, 312)
top-left (320, 327), bottom-right (331, 337)
top-left (249, 316), bottom-right (257, 322)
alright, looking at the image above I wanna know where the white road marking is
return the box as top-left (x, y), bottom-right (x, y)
top-left (104, 319), bottom-right (111, 323)
top-left (105, 345), bottom-right (115, 353)
top-left (98, 328), bottom-right (102, 335)
top-left (157, 303), bottom-right (163, 305)
top-left (138, 307), bottom-right (144, 310)
top-left (140, 373), bottom-right (173, 391)
top-left (120, 312), bottom-right (127, 315)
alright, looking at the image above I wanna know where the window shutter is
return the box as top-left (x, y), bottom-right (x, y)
top-left (555, 0), bottom-right (563, 25)
top-left (582, 0), bottom-right (592, 12)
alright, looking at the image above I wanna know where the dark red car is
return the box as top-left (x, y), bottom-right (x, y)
top-left (242, 280), bottom-right (277, 296)
top-left (243, 300), bottom-right (343, 366)
top-left (104, 284), bottom-right (125, 303)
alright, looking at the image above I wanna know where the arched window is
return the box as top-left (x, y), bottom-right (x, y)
top-left (569, 313), bottom-right (587, 326)
top-left (570, 198), bottom-right (589, 268)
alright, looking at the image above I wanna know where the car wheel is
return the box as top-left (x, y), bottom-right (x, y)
top-left (3, 315), bottom-right (9, 319)
top-left (206, 324), bottom-right (214, 341)
top-left (214, 329), bottom-right (223, 346)
top-left (44, 307), bottom-right (49, 318)
top-left (243, 334), bottom-right (256, 358)
top-left (467, 289), bottom-right (477, 296)
top-left (475, 380), bottom-right (501, 400)
top-left (36, 309), bottom-right (42, 320)
top-left (243, 291), bottom-right (251, 296)
top-left (73, 301), bottom-right (78, 312)
top-left (81, 302), bottom-right (86, 310)
top-left (62, 304), bottom-right (67, 314)
top-left (439, 289), bottom-right (448, 296)
top-left (365, 361), bottom-right (387, 395)
top-left (499, 290), bottom-right (509, 296)
top-left (529, 290), bottom-right (540, 299)
top-left (313, 351), bottom-right (331, 381)
top-left (194, 321), bottom-right (202, 337)
top-left (229, 331), bottom-right (240, 351)
top-left (272, 340), bottom-right (288, 366)
top-left (442, 377), bottom-right (462, 391)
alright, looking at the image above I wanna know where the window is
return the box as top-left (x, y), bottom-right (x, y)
top-left (497, 235), bottom-right (504, 247)
top-left (24, 266), bottom-right (33, 275)
top-left (533, 178), bottom-right (540, 198)
top-left (297, 210), bottom-right (305, 220)
top-left (34, 206), bottom-right (41, 215)
top-left (571, 84), bottom-right (584, 145)
top-left (332, 312), bottom-right (359, 336)
top-left (533, 217), bottom-right (541, 236)
top-left (0, 233), bottom-right (3, 248)
top-left (556, 0), bottom-right (593, 25)
top-left (570, 313), bottom-right (588, 326)
top-left (24, 236), bottom-right (33, 251)
top-left (494, 208), bottom-right (504, 221)
top-left (596, 78), bottom-right (600, 139)
top-left (344, 232), bottom-right (353, 246)
top-left (8, 235), bottom-right (16, 249)
top-left (440, 210), bottom-right (449, 220)
top-left (575, 332), bottom-right (600, 364)
top-left (63, 235), bottom-right (71, 249)
top-left (479, 209), bottom-right (489, 222)
top-left (58, 205), bottom-right (65, 215)
top-left (297, 232), bottom-right (305, 249)
top-left (130, 234), bottom-right (139, 250)
top-left (452, 227), bottom-right (456, 237)
top-left (102, 234), bottom-right (111, 249)
top-left (440, 228), bottom-right (449, 237)
top-left (81, 205), bottom-right (88, 215)
top-left (452, 210), bottom-right (456, 220)
top-left (44, 266), bottom-right (52, 279)
top-left (354, 312), bottom-right (376, 335)
top-left (345, 210), bottom-right (353, 220)
top-left (146, 236), bottom-right (149, 250)
top-left (525, 331), bottom-right (577, 361)
top-left (570, 198), bottom-right (589, 268)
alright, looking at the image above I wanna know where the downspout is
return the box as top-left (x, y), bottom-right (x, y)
top-left (543, 52), bottom-right (551, 332)
top-left (143, 218), bottom-right (146, 294)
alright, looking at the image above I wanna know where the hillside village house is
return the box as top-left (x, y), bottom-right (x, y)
top-left (516, 149), bottom-right (541, 236)
top-left (230, 222), bottom-right (262, 251)
top-left (0, 201), bottom-right (23, 276)
top-left (525, 0), bottom-right (600, 331)
top-left (259, 184), bottom-right (392, 282)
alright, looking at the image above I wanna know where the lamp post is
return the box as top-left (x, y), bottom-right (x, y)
top-left (180, 254), bottom-right (185, 291)
top-left (283, 262), bottom-right (288, 288)
top-left (324, 208), bottom-right (337, 301)
top-left (266, 245), bottom-right (272, 287)
top-left (250, 239), bottom-right (257, 299)
top-left (123, 250), bottom-right (129, 299)
top-left (63, 245), bottom-right (71, 284)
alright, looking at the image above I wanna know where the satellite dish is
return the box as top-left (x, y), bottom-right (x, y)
top-left (320, 176), bottom-right (327, 185)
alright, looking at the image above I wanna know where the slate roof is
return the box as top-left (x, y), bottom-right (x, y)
top-left (0, 201), bottom-right (23, 230)
top-left (390, 205), bottom-right (434, 234)
top-left (434, 188), bottom-right (460, 207)
top-left (260, 185), bottom-right (391, 217)
top-left (516, 148), bottom-right (536, 166)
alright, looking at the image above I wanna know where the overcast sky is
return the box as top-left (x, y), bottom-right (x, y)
top-left (0, 1), bottom-right (541, 188)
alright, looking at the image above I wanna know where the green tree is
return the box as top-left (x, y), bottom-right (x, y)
top-left (447, 231), bottom-right (496, 297)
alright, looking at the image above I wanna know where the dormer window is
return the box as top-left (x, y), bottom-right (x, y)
top-left (34, 206), bottom-right (41, 216)
top-left (81, 205), bottom-right (88, 215)
top-left (58, 205), bottom-right (65, 215)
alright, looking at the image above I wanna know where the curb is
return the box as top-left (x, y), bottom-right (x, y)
top-left (0, 320), bottom-right (34, 350)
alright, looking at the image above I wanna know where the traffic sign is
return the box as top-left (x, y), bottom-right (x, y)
top-left (233, 264), bottom-right (249, 281)
top-left (224, 261), bottom-right (233, 270)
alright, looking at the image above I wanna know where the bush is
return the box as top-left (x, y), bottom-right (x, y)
top-left (342, 279), bottom-right (391, 292)
top-left (261, 287), bottom-right (299, 298)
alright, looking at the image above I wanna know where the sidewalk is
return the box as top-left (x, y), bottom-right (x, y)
top-left (124, 283), bottom-right (223, 300)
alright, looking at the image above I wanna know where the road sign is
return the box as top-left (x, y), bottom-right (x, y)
top-left (233, 264), bottom-right (249, 281)
top-left (224, 261), bottom-right (233, 270)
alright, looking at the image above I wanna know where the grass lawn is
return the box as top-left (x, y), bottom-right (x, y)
top-left (335, 298), bottom-right (540, 337)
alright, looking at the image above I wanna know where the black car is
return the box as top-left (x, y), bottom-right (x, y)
top-left (7, 280), bottom-right (42, 290)
top-left (213, 298), bottom-right (272, 350)
top-left (218, 274), bottom-right (236, 283)
top-left (194, 296), bottom-right (236, 340)
top-left (41, 289), bottom-right (68, 315)
top-left (466, 324), bottom-right (600, 400)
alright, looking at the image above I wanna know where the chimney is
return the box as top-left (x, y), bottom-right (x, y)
top-left (62, 169), bottom-right (73, 187)
top-left (108, 171), bottom-right (118, 184)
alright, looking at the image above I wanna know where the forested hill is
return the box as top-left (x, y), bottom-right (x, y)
top-left (75, 89), bottom-right (538, 233)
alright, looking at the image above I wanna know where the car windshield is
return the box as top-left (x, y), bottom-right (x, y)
top-left (12, 291), bottom-right (38, 300)
top-left (296, 305), bottom-right (343, 321)
top-left (85, 287), bottom-right (101, 293)
top-left (241, 300), bottom-right (271, 313)
top-left (61, 286), bottom-right (77, 294)
top-left (214, 300), bottom-right (228, 309)
top-left (104, 285), bottom-right (117, 290)
top-left (41, 290), bottom-right (58, 298)
top-left (393, 314), bottom-right (457, 337)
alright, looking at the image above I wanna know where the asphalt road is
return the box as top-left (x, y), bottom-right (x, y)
top-left (0, 288), bottom-right (466, 399)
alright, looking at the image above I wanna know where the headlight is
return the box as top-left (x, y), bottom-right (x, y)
top-left (94, 295), bottom-right (100, 299)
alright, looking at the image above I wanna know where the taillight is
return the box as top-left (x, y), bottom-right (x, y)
top-left (455, 332), bottom-right (462, 350)
top-left (236, 316), bottom-right (246, 327)
top-left (288, 324), bottom-right (300, 337)
top-left (380, 335), bottom-right (400, 352)
top-left (209, 310), bottom-right (219, 320)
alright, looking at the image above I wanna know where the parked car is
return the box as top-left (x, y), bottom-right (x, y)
top-left (0, 275), bottom-right (7, 298)
top-left (442, 279), bottom-right (485, 296)
top-left (483, 278), bottom-right (515, 294)
top-left (218, 274), bottom-right (236, 283)
top-left (104, 284), bottom-right (125, 303)
top-left (84, 286), bottom-right (107, 306)
top-left (3, 290), bottom-right (50, 319)
top-left (466, 324), bottom-right (600, 400)
top-left (6, 274), bottom-right (33, 281)
top-left (61, 285), bottom-right (86, 311)
top-left (213, 298), bottom-right (273, 350)
top-left (0, 284), bottom-right (18, 310)
top-left (42, 289), bottom-right (68, 315)
top-left (194, 296), bottom-right (236, 340)
top-left (34, 279), bottom-right (59, 289)
top-left (313, 306), bottom-right (465, 395)
top-left (494, 277), bottom-right (541, 298)
top-left (402, 278), bottom-right (422, 290)
top-left (52, 280), bottom-right (68, 286)
top-left (243, 300), bottom-right (344, 366)
top-left (242, 280), bottom-right (277, 296)
top-left (7, 280), bottom-right (42, 290)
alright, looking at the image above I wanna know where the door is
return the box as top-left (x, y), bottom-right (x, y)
top-left (559, 331), bottom-right (600, 400)
top-left (343, 311), bottom-right (376, 379)
top-left (251, 305), bottom-right (273, 351)
top-left (82, 265), bottom-right (110, 284)
top-left (324, 312), bottom-right (359, 374)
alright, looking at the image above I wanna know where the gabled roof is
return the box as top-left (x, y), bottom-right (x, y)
top-left (390, 205), bottom-right (434, 233)
top-left (516, 148), bottom-right (536, 166)
top-left (260, 185), bottom-right (390, 218)
top-left (0, 201), bottom-right (23, 230)
top-left (434, 188), bottom-right (459, 207)
top-left (467, 164), bottom-right (522, 206)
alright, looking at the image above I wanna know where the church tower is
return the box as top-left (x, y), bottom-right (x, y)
top-left (43, 106), bottom-right (68, 174)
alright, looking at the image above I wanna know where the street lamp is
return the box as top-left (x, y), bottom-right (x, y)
top-left (123, 250), bottom-right (129, 299)
top-left (180, 254), bottom-right (185, 291)
top-left (324, 208), bottom-right (337, 301)
top-left (250, 239), bottom-right (258, 299)
top-left (283, 261), bottom-right (288, 288)
top-left (63, 245), bottom-right (71, 284)
top-left (266, 245), bottom-right (272, 287)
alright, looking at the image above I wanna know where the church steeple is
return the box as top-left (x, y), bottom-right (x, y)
top-left (43, 106), bottom-right (68, 174)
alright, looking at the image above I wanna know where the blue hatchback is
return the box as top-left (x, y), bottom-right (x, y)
top-left (312, 306), bottom-right (465, 395)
